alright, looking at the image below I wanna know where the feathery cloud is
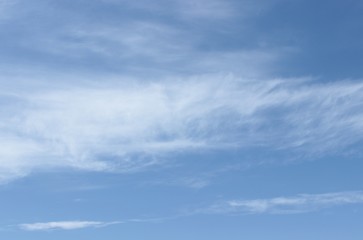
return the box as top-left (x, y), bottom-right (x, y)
top-left (19, 221), bottom-right (120, 231)
top-left (205, 191), bottom-right (363, 215)
top-left (1, 76), bottom-right (363, 182)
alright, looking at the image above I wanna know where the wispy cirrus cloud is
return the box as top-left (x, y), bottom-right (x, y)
top-left (0, 0), bottom-right (284, 78)
top-left (17, 217), bottom-right (170, 231)
top-left (1, 76), bottom-right (363, 183)
top-left (27, 21), bottom-right (279, 77)
top-left (204, 191), bottom-right (363, 215)
top-left (19, 221), bottom-right (120, 231)
top-left (18, 191), bottom-right (363, 231)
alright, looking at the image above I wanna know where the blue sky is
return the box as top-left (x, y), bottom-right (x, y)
top-left (1, 0), bottom-right (363, 239)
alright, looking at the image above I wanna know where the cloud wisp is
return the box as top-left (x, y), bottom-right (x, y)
top-left (17, 217), bottom-right (171, 231)
top-left (19, 220), bottom-right (121, 231)
top-left (1, 76), bottom-right (363, 182)
top-left (205, 191), bottom-right (363, 215)
top-left (17, 191), bottom-right (363, 232)
top-left (0, 0), bottom-right (284, 78)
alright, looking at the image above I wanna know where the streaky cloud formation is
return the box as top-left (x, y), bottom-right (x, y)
top-left (18, 217), bottom-right (171, 231)
top-left (1, 76), bottom-right (363, 183)
top-left (0, 0), bottom-right (283, 78)
top-left (0, 0), bottom-right (362, 238)
top-left (205, 191), bottom-right (363, 215)
top-left (18, 191), bottom-right (363, 232)
top-left (19, 221), bottom-right (120, 231)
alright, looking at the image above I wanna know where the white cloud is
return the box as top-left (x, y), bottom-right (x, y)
top-left (33, 21), bottom-right (279, 78)
top-left (205, 191), bottom-right (363, 215)
top-left (40, 21), bottom-right (190, 62)
top-left (17, 217), bottom-right (169, 231)
top-left (19, 221), bottom-right (120, 231)
top-left (1, 76), bottom-right (363, 182)
top-left (4, 0), bottom-right (281, 78)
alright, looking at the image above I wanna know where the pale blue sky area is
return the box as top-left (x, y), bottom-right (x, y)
top-left (1, 0), bottom-right (363, 239)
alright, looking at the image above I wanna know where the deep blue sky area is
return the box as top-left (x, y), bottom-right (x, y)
top-left (0, 0), bottom-right (363, 239)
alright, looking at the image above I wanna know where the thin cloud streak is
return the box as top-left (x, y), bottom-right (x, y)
top-left (19, 221), bottom-right (121, 231)
top-left (0, 0), bottom-right (283, 78)
top-left (1, 76), bottom-right (363, 182)
top-left (18, 191), bottom-right (363, 231)
top-left (17, 217), bottom-right (171, 231)
top-left (205, 191), bottom-right (363, 215)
